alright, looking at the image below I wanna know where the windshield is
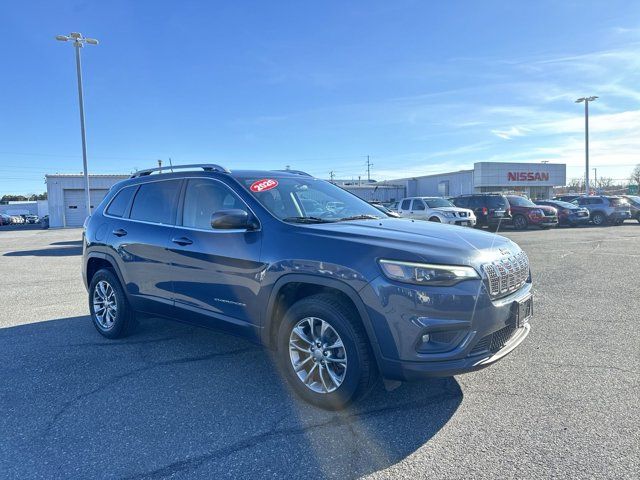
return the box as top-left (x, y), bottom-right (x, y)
top-left (238, 176), bottom-right (386, 222)
top-left (507, 196), bottom-right (536, 207)
top-left (549, 201), bottom-right (577, 209)
top-left (424, 198), bottom-right (454, 208)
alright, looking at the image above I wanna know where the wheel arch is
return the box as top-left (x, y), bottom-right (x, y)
top-left (85, 252), bottom-right (127, 295)
top-left (263, 274), bottom-right (383, 366)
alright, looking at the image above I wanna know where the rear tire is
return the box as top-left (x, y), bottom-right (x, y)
top-left (88, 268), bottom-right (136, 339)
top-left (277, 294), bottom-right (378, 410)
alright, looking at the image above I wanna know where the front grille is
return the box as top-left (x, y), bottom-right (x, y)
top-left (543, 210), bottom-right (555, 217)
top-left (482, 250), bottom-right (529, 298)
top-left (469, 324), bottom-right (518, 356)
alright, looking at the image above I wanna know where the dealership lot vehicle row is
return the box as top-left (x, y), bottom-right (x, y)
top-left (0, 227), bottom-right (638, 479)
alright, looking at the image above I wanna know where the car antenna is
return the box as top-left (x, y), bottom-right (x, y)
top-left (168, 157), bottom-right (174, 172)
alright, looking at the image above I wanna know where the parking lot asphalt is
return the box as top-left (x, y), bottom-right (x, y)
top-left (0, 225), bottom-right (638, 479)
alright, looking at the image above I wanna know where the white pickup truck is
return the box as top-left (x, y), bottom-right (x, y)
top-left (397, 196), bottom-right (476, 226)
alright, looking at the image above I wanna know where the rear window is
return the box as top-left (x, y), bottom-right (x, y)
top-left (486, 196), bottom-right (508, 208)
top-left (129, 180), bottom-right (182, 225)
top-left (507, 196), bottom-right (535, 207)
top-left (607, 197), bottom-right (625, 206)
top-left (106, 186), bottom-right (136, 218)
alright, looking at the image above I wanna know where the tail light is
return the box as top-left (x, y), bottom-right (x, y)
top-left (482, 207), bottom-right (488, 215)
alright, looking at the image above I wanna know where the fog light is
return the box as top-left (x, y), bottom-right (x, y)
top-left (421, 334), bottom-right (430, 343)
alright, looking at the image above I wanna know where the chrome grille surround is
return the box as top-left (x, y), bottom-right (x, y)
top-left (482, 250), bottom-right (529, 297)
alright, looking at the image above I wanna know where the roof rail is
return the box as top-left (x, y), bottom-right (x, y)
top-left (272, 169), bottom-right (312, 177)
top-left (130, 163), bottom-right (230, 178)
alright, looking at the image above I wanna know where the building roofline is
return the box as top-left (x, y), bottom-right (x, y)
top-left (390, 169), bottom-right (474, 182)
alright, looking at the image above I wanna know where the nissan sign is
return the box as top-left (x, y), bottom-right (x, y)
top-left (507, 171), bottom-right (550, 182)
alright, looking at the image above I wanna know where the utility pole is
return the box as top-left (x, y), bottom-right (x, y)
top-left (329, 171), bottom-right (335, 182)
top-left (158, 159), bottom-right (163, 173)
top-left (56, 32), bottom-right (99, 218)
top-left (366, 155), bottom-right (373, 182)
top-left (575, 96), bottom-right (598, 195)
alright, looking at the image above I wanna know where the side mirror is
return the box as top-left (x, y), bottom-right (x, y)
top-left (211, 209), bottom-right (258, 230)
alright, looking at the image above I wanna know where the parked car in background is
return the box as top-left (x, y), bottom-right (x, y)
top-left (553, 194), bottom-right (580, 203)
top-left (535, 200), bottom-right (589, 227)
top-left (40, 215), bottom-right (49, 229)
top-left (572, 196), bottom-right (631, 226)
top-left (0, 213), bottom-right (11, 226)
top-left (10, 215), bottom-right (24, 224)
top-left (24, 214), bottom-right (39, 224)
top-left (398, 196), bottom-right (476, 226)
top-left (621, 195), bottom-right (640, 223)
top-left (506, 195), bottom-right (558, 230)
top-left (452, 194), bottom-right (511, 230)
top-left (385, 200), bottom-right (400, 212)
top-left (369, 202), bottom-right (400, 217)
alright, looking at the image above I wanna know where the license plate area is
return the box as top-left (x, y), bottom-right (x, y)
top-left (513, 295), bottom-right (533, 327)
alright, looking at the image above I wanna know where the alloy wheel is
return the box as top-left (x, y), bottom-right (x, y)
top-left (289, 317), bottom-right (348, 394)
top-left (93, 280), bottom-right (117, 330)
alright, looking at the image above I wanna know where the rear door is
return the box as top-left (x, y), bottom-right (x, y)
top-left (107, 179), bottom-right (182, 314)
top-left (168, 178), bottom-right (264, 334)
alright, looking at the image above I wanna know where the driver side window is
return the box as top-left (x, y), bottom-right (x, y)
top-left (182, 179), bottom-right (247, 230)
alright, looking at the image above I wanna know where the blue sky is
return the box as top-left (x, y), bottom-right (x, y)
top-left (1, 0), bottom-right (639, 194)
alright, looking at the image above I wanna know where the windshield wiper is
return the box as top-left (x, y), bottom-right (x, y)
top-left (336, 214), bottom-right (381, 222)
top-left (282, 216), bottom-right (334, 224)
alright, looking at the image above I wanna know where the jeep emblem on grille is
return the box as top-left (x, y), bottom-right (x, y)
top-left (499, 247), bottom-right (511, 256)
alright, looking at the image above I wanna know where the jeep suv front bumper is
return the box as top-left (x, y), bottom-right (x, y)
top-left (359, 276), bottom-right (532, 381)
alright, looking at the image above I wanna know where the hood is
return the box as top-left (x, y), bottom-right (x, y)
top-left (301, 218), bottom-right (519, 267)
top-left (537, 205), bottom-right (557, 214)
top-left (432, 206), bottom-right (471, 213)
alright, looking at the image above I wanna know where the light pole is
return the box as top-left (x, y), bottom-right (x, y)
top-left (575, 96), bottom-right (598, 195)
top-left (56, 32), bottom-right (99, 218)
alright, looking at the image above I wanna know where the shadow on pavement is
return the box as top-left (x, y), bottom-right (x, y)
top-left (49, 240), bottom-right (83, 246)
top-left (3, 246), bottom-right (82, 257)
top-left (0, 315), bottom-right (462, 479)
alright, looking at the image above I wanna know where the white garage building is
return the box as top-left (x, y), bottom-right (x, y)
top-left (46, 174), bottom-right (129, 228)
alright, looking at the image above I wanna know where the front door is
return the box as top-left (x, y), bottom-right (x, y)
top-left (168, 178), bottom-right (265, 332)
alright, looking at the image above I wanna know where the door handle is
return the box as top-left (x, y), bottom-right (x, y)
top-left (171, 237), bottom-right (193, 246)
top-left (112, 228), bottom-right (127, 237)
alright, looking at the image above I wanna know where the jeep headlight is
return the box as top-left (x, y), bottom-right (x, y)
top-left (378, 259), bottom-right (479, 286)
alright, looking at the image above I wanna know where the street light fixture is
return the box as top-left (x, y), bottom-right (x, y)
top-left (56, 32), bottom-right (99, 218)
top-left (575, 96), bottom-right (598, 195)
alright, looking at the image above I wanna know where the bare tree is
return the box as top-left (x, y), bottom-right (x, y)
top-left (630, 164), bottom-right (640, 187)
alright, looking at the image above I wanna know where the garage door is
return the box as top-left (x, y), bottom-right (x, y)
top-left (90, 189), bottom-right (109, 212)
top-left (63, 189), bottom-right (109, 226)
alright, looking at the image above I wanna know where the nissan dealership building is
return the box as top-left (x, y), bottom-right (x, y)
top-left (392, 162), bottom-right (566, 200)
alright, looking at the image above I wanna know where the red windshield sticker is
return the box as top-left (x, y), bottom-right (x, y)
top-left (250, 178), bottom-right (279, 193)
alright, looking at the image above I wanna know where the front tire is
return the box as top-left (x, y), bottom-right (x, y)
top-left (591, 212), bottom-right (605, 226)
top-left (89, 268), bottom-right (136, 339)
top-left (513, 214), bottom-right (528, 230)
top-left (277, 294), bottom-right (378, 409)
top-left (429, 216), bottom-right (441, 222)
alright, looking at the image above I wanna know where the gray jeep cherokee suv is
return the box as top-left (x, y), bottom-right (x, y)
top-left (83, 164), bottom-right (533, 409)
